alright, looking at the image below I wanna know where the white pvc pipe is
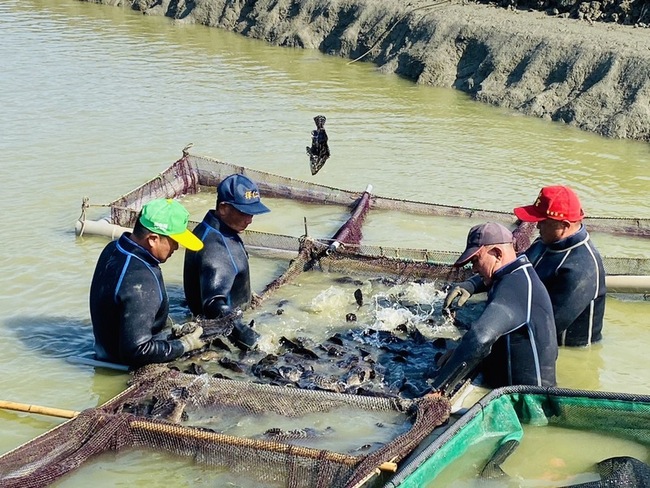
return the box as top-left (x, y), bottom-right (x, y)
top-left (73, 219), bottom-right (650, 295)
top-left (606, 275), bottom-right (650, 295)
top-left (75, 219), bottom-right (131, 240)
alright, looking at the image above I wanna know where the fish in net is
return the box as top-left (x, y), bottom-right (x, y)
top-left (566, 456), bottom-right (650, 488)
top-left (0, 365), bottom-right (452, 488)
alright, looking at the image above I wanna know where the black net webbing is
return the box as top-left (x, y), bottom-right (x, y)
top-left (0, 366), bottom-right (451, 488)
top-left (105, 152), bottom-right (650, 241)
top-left (566, 456), bottom-right (650, 488)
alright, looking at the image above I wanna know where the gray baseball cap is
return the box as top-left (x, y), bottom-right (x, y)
top-left (454, 222), bottom-right (514, 267)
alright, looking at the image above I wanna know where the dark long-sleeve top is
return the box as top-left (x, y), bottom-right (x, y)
top-left (89, 233), bottom-right (185, 367)
top-left (525, 225), bottom-right (606, 346)
top-left (183, 210), bottom-right (252, 318)
top-left (432, 255), bottom-right (558, 391)
top-left (461, 225), bottom-right (606, 347)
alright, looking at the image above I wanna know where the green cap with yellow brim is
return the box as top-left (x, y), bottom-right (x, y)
top-left (139, 198), bottom-right (204, 252)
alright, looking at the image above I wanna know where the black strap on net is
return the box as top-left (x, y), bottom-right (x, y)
top-left (479, 438), bottom-right (521, 479)
top-left (566, 456), bottom-right (650, 488)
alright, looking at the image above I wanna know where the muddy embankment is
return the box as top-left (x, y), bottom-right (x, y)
top-left (88, 0), bottom-right (650, 142)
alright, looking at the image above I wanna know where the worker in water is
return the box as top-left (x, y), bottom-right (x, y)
top-left (431, 222), bottom-right (557, 393)
top-left (183, 174), bottom-right (270, 350)
top-left (446, 186), bottom-right (606, 346)
top-left (90, 198), bottom-right (207, 367)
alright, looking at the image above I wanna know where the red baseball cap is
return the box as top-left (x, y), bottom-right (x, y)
top-left (513, 186), bottom-right (584, 222)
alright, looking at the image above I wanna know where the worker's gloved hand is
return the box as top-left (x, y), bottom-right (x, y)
top-left (443, 282), bottom-right (473, 309)
top-left (170, 322), bottom-right (192, 338)
top-left (204, 297), bottom-right (233, 320)
top-left (228, 319), bottom-right (260, 351)
top-left (250, 293), bottom-right (263, 309)
top-left (179, 326), bottom-right (206, 353)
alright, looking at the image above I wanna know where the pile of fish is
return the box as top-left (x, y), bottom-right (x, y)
top-left (168, 280), bottom-right (486, 400)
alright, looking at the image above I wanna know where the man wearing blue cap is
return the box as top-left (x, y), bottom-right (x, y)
top-left (183, 174), bottom-right (270, 350)
top-left (90, 198), bottom-right (207, 367)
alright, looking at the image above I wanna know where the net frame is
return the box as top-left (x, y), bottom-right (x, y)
top-left (80, 150), bottom-right (650, 278)
top-left (0, 366), bottom-right (452, 488)
top-left (386, 386), bottom-right (650, 487)
top-left (105, 152), bottom-right (650, 238)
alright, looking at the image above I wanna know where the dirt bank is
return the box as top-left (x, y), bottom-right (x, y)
top-left (89, 0), bottom-right (650, 141)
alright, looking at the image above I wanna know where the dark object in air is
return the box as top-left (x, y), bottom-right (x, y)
top-left (306, 115), bottom-right (330, 175)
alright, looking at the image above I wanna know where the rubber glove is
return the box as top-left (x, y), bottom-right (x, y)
top-left (171, 322), bottom-right (191, 338)
top-left (204, 296), bottom-right (233, 319)
top-left (179, 326), bottom-right (206, 353)
top-left (443, 281), bottom-right (473, 309)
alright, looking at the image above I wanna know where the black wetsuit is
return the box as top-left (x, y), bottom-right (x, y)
top-left (89, 233), bottom-right (185, 367)
top-left (432, 255), bottom-right (557, 391)
top-left (461, 225), bottom-right (606, 347)
top-left (525, 225), bottom-right (606, 346)
top-left (183, 210), bottom-right (252, 318)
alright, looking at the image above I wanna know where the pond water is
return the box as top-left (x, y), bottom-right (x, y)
top-left (1, 0), bottom-right (649, 486)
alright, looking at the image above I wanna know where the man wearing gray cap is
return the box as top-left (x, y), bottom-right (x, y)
top-left (429, 222), bottom-right (557, 394)
top-left (446, 186), bottom-right (605, 347)
top-left (183, 174), bottom-right (270, 350)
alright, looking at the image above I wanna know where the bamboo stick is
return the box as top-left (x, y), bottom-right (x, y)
top-left (0, 401), bottom-right (399, 473)
top-left (0, 400), bottom-right (79, 419)
top-left (131, 420), bottom-right (398, 472)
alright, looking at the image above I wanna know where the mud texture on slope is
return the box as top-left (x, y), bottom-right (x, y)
top-left (90, 0), bottom-right (650, 141)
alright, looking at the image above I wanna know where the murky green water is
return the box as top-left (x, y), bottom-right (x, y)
top-left (431, 423), bottom-right (649, 487)
top-left (1, 0), bottom-right (649, 486)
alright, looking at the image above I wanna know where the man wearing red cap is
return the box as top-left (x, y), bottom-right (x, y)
top-left (183, 174), bottom-right (271, 350)
top-left (446, 186), bottom-right (606, 347)
top-left (430, 222), bottom-right (557, 394)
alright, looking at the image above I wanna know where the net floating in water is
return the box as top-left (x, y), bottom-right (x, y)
top-left (77, 149), bottom-right (650, 280)
top-left (0, 365), bottom-right (451, 488)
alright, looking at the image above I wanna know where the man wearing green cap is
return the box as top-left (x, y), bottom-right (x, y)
top-left (90, 198), bottom-right (207, 367)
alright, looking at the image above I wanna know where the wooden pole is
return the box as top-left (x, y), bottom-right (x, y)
top-left (0, 402), bottom-right (399, 473)
top-left (131, 420), bottom-right (398, 472)
top-left (0, 400), bottom-right (79, 419)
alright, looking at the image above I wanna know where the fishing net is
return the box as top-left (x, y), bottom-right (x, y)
top-left (0, 366), bottom-right (451, 488)
top-left (79, 150), bottom-right (650, 279)
top-left (255, 237), bottom-right (469, 307)
top-left (54, 149), bottom-right (650, 486)
top-left (386, 386), bottom-right (650, 487)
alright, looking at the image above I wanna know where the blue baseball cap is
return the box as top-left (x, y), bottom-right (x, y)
top-left (217, 174), bottom-right (270, 216)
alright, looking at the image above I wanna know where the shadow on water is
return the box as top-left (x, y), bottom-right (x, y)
top-left (6, 285), bottom-right (196, 362)
top-left (9, 316), bottom-right (95, 360)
